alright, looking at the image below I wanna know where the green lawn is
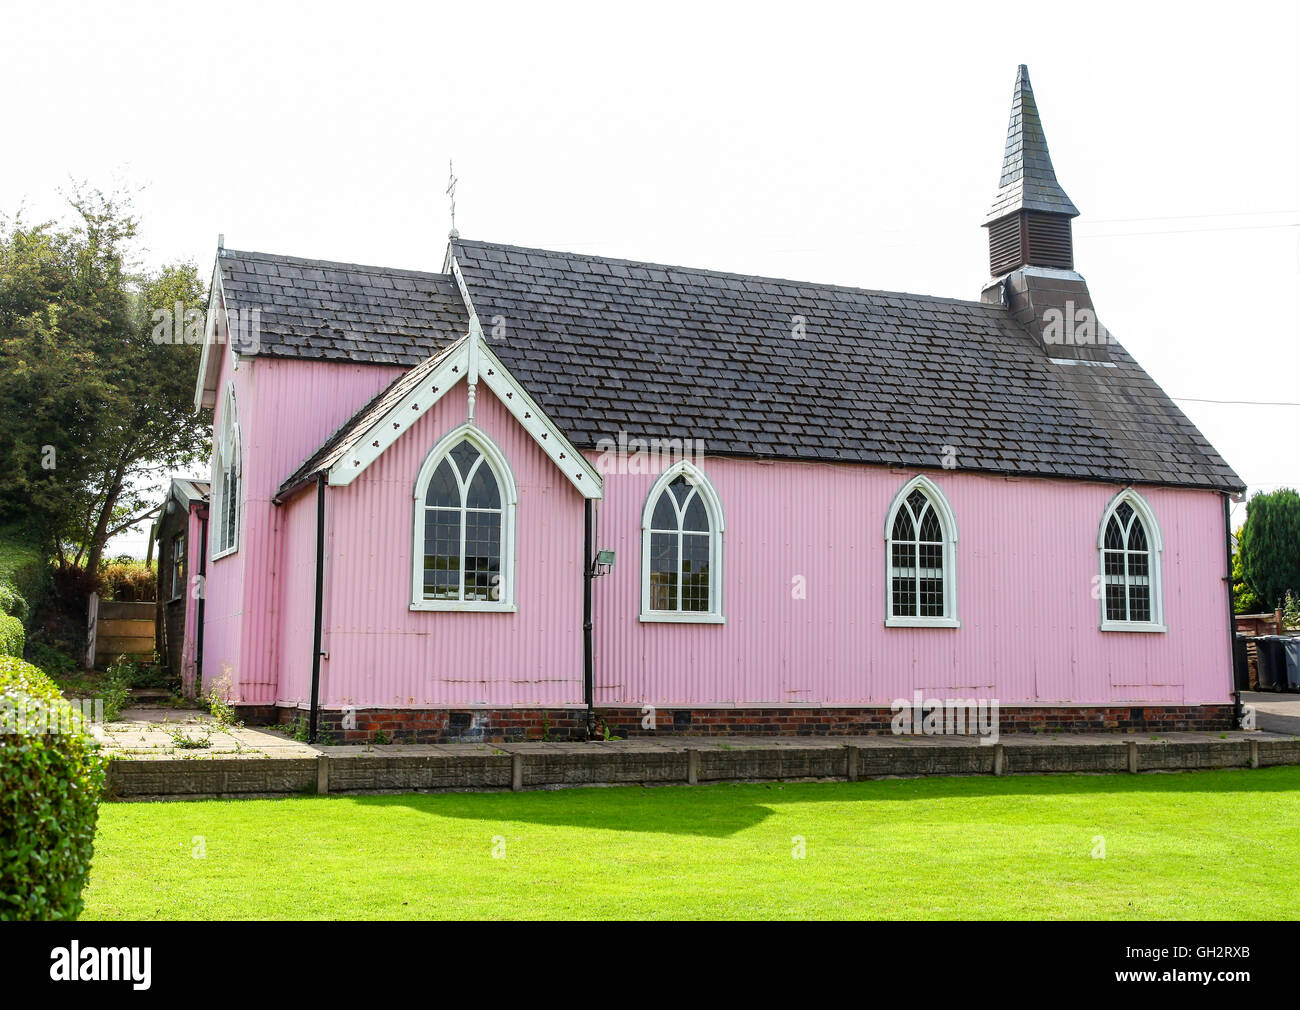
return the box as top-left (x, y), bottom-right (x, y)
top-left (83, 768), bottom-right (1300, 920)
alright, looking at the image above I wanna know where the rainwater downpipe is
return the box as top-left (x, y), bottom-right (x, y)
top-left (1223, 492), bottom-right (1242, 727)
top-left (583, 498), bottom-right (595, 735)
top-left (309, 475), bottom-right (326, 744)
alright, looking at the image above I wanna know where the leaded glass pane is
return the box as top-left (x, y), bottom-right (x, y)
top-left (463, 510), bottom-right (501, 600)
top-left (466, 462), bottom-right (501, 509)
top-left (1105, 583), bottom-right (1127, 621)
top-left (649, 532), bottom-right (678, 610)
top-left (918, 507), bottom-right (942, 543)
top-left (450, 441), bottom-right (480, 477)
top-left (1128, 518), bottom-right (1148, 552)
top-left (651, 490), bottom-right (676, 530)
top-left (892, 577), bottom-right (916, 617)
top-left (1103, 516), bottom-right (1124, 550)
top-left (1129, 584), bottom-right (1151, 622)
top-left (681, 532), bottom-right (710, 611)
top-left (425, 459), bottom-right (459, 507)
top-left (906, 489), bottom-right (927, 514)
top-left (682, 493), bottom-right (709, 533)
top-left (892, 508), bottom-right (915, 542)
top-left (423, 508), bottom-right (460, 599)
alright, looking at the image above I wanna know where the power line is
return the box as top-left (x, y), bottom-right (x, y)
top-left (1084, 209), bottom-right (1300, 225)
top-left (1079, 222), bottom-right (1300, 239)
top-left (1172, 396), bottom-right (1300, 407)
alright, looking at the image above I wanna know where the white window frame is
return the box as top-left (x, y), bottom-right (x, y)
top-left (639, 460), bottom-right (725, 624)
top-left (410, 424), bottom-right (518, 613)
top-left (1097, 489), bottom-right (1166, 633)
top-left (884, 475), bottom-right (960, 628)
top-left (210, 383), bottom-right (241, 561)
top-left (170, 531), bottom-right (186, 602)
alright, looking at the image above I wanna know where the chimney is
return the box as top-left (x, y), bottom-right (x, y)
top-left (980, 66), bottom-right (1112, 362)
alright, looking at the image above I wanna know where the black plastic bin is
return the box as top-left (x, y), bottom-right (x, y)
top-left (1255, 636), bottom-right (1287, 691)
top-left (1282, 637), bottom-right (1300, 691)
top-left (1233, 635), bottom-right (1251, 692)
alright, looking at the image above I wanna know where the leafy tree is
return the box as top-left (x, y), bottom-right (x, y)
top-left (1239, 488), bottom-right (1300, 611)
top-left (0, 188), bottom-right (208, 574)
top-left (1231, 527), bottom-right (1263, 613)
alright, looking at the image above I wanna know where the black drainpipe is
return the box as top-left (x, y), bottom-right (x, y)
top-left (195, 507), bottom-right (208, 697)
top-left (583, 498), bottom-right (595, 736)
top-left (1223, 492), bottom-right (1242, 727)
top-left (308, 475), bottom-right (326, 744)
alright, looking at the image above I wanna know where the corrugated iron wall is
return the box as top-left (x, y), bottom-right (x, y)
top-left (320, 383), bottom-right (586, 708)
top-left (201, 353), bottom-right (403, 705)
top-left (589, 455), bottom-right (1230, 708)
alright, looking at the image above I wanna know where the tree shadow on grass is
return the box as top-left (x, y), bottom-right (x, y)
top-left (336, 765), bottom-right (1300, 839)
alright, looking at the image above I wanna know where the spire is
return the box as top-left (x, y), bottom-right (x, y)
top-left (985, 65), bottom-right (1078, 224)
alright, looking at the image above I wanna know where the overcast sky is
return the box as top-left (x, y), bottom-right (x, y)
top-left (4, 1), bottom-right (1297, 555)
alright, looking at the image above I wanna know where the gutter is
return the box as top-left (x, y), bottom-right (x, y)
top-left (309, 475), bottom-right (326, 744)
top-left (196, 505), bottom-right (208, 697)
top-left (1223, 492), bottom-right (1243, 727)
top-left (583, 499), bottom-right (595, 736)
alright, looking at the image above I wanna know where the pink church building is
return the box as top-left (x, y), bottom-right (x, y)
top-left (186, 67), bottom-right (1244, 742)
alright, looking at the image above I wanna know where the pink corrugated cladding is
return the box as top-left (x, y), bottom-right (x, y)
top-left (587, 456), bottom-right (1232, 708)
top-left (209, 351), bottom-right (1232, 713)
top-left (200, 351), bottom-right (404, 704)
top-left (319, 383), bottom-right (586, 709)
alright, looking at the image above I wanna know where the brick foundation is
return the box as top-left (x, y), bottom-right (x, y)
top-left (262, 703), bottom-right (1237, 744)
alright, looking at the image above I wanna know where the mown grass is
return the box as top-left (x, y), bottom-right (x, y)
top-left (81, 767), bottom-right (1300, 920)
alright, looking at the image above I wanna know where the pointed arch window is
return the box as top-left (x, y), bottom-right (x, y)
top-left (412, 426), bottom-right (517, 612)
top-left (640, 463), bottom-right (725, 623)
top-left (1099, 491), bottom-right (1165, 632)
top-left (885, 477), bottom-right (959, 628)
top-left (211, 384), bottom-right (241, 559)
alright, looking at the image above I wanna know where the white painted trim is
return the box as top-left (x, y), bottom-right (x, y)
top-left (410, 423), bottom-right (517, 612)
top-left (1100, 621), bottom-right (1167, 634)
top-left (883, 474), bottom-right (959, 627)
top-left (193, 261), bottom-right (226, 412)
top-left (1097, 488), bottom-right (1166, 632)
top-left (639, 460), bottom-right (725, 621)
top-left (327, 342), bottom-right (470, 487)
top-left (639, 612), bottom-right (726, 624)
top-left (885, 616), bottom-right (962, 629)
top-left (209, 383), bottom-right (242, 561)
top-left (478, 340), bottom-right (603, 498)
top-left (411, 601), bottom-right (519, 614)
top-left (323, 333), bottom-right (601, 500)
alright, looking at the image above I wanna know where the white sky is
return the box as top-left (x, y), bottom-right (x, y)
top-left (3, 1), bottom-right (1296, 556)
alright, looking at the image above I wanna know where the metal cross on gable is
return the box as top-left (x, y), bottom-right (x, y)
top-left (446, 159), bottom-right (458, 235)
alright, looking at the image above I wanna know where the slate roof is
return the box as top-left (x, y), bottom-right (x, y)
top-left (449, 240), bottom-right (1242, 492)
top-left (985, 65), bottom-right (1080, 222)
top-left (241, 236), bottom-right (1243, 496)
top-left (217, 249), bottom-right (467, 363)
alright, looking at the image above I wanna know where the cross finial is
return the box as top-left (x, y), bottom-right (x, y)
top-left (446, 159), bottom-right (459, 239)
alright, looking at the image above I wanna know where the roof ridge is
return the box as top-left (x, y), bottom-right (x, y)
top-left (451, 238), bottom-right (1007, 312)
top-left (219, 247), bottom-right (453, 282)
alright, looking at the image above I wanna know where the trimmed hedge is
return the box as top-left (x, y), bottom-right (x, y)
top-left (0, 655), bottom-right (105, 920)
top-left (0, 614), bottom-right (21, 658)
top-left (0, 580), bottom-right (26, 621)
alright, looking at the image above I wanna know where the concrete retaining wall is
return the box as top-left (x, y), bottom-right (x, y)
top-left (105, 732), bottom-right (1300, 800)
